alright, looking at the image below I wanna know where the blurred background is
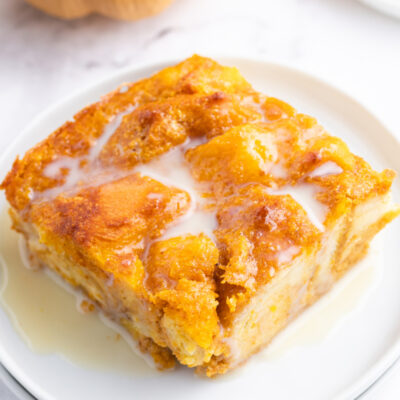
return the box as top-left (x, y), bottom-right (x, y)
top-left (0, 0), bottom-right (399, 398)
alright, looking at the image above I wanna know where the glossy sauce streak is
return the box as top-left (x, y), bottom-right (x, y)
top-left (42, 105), bottom-right (137, 198)
top-left (0, 210), bottom-right (158, 376)
top-left (267, 183), bottom-right (327, 231)
top-left (308, 161), bottom-right (343, 178)
top-left (137, 139), bottom-right (217, 244)
top-left (267, 161), bottom-right (343, 232)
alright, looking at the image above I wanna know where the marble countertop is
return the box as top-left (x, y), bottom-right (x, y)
top-left (0, 0), bottom-right (399, 398)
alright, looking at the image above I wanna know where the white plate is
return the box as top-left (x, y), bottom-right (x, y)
top-left (0, 364), bottom-right (35, 400)
top-left (1, 57), bottom-right (400, 400)
top-left (359, 0), bottom-right (400, 19)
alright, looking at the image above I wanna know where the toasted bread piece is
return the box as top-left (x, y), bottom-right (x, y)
top-left (2, 55), bottom-right (399, 376)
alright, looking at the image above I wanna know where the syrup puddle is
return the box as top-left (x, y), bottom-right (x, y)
top-left (258, 238), bottom-right (381, 362)
top-left (0, 205), bottom-right (380, 375)
top-left (0, 209), bottom-right (158, 376)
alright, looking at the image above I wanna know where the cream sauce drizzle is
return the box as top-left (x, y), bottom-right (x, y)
top-left (0, 210), bottom-right (158, 375)
top-left (137, 138), bottom-right (217, 244)
top-left (259, 238), bottom-right (381, 361)
top-left (88, 105), bottom-right (137, 164)
top-left (269, 162), bottom-right (288, 179)
top-left (42, 107), bottom-right (216, 243)
top-left (267, 183), bottom-right (327, 231)
top-left (266, 161), bottom-right (343, 231)
top-left (42, 105), bottom-right (137, 198)
top-left (308, 161), bottom-right (343, 178)
top-left (276, 245), bottom-right (300, 265)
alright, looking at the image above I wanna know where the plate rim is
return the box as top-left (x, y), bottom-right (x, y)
top-left (1, 55), bottom-right (400, 400)
top-left (358, 0), bottom-right (400, 19)
top-left (0, 363), bottom-right (35, 400)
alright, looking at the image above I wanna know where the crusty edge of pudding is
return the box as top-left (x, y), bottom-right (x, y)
top-left (8, 189), bottom-right (400, 376)
top-left (202, 192), bottom-right (400, 376)
top-left (8, 206), bottom-right (223, 370)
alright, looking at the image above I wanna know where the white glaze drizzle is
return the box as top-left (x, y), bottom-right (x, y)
top-left (267, 184), bottom-right (326, 231)
top-left (265, 160), bottom-right (342, 231)
top-left (276, 245), bottom-right (300, 265)
top-left (42, 105), bottom-right (136, 197)
top-left (88, 105), bottom-right (136, 164)
top-left (269, 161), bottom-right (288, 179)
top-left (43, 157), bottom-right (84, 195)
top-left (136, 138), bottom-right (217, 244)
top-left (308, 161), bottom-right (343, 178)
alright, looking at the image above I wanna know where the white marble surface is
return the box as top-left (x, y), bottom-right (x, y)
top-left (0, 0), bottom-right (399, 398)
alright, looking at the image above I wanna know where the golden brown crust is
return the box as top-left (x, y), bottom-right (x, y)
top-left (1, 55), bottom-right (399, 375)
top-left (29, 173), bottom-right (190, 278)
top-left (215, 184), bottom-right (321, 321)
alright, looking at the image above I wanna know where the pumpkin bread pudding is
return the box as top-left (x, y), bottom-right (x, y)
top-left (2, 55), bottom-right (399, 376)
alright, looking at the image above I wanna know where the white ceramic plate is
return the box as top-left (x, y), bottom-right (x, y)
top-left (359, 0), bottom-right (400, 19)
top-left (0, 364), bottom-right (35, 400)
top-left (1, 57), bottom-right (400, 400)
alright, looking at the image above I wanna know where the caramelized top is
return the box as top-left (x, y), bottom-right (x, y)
top-left (1, 55), bottom-right (396, 335)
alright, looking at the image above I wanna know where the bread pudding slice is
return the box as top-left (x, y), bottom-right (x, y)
top-left (1, 55), bottom-right (399, 376)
